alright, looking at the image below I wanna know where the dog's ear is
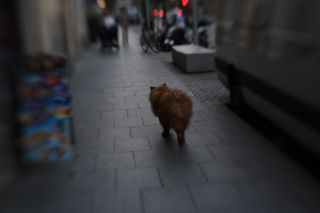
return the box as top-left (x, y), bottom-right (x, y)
top-left (163, 83), bottom-right (167, 87)
top-left (150, 86), bottom-right (155, 91)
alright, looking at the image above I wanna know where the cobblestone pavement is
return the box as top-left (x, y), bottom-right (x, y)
top-left (1, 28), bottom-right (320, 213)
top-left (157, 53), bottom-right (230, 105)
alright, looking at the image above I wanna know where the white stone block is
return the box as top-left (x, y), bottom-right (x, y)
top-left (172, 44), bottom-right (215, 73)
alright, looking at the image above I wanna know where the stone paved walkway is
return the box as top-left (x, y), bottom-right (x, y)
top-left (1, 28), bottom-right (320, 213)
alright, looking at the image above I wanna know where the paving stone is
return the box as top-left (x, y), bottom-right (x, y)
top-left (74, 140), bottom-right (114, 158)
top-left (126, 96), bottom-right (149, 105)
top-left (117, 168), bottom-right (161, 190)
top-left (105, 82), bottom-right (132, 88)
top-left (143, 187), bottom-right (197, 213)
top-left (197, 110), bottom-right (218, 121)
top-left (102, 110), bottom-right (127, 120)
top-left (208, 144), bottom-right (262, 164)
top-left (135, 140), bottom-right (215, 168)
top-left (131, 125), bottom-right (162, 137)
top-left (190, 111), bottom-right (202, 122)
top-left (187, 132), bottom-right (222, 146)
top-left (200, 162), bottom-right (254, 183)
top-left (74, 129), bottom-right (99, 144)
top-left (192, 103), bottom-right (208, 111)
top-left (104, 87), bottom-right (124, 94)
top-left (130, 83), bottom-right (149, 91)
top-left (101, 97), bottom-right (127, 105)
top-left (115, 137), bottom-right (150, 152)
top-left (176, 71), bottom-right (229, 104)
top-left (73, 120), bottom-right (87, 131)
top-left (100, 128), bottom-right (131, 140)
top-left (92, 190), bottom-right (142, 213)
top-left (74, 135), bottom-right (114, 153)
top-left (128, 108), bottom-right (153, 118)
top-left (138, 99), bottom-right (150, 109)
top-left (211, 120), bottom-right (267, 146)
top-left (131, 81), bottom-right (149, 86)
top-left (191, 121), bottom-right (217, 133)
top-left (113, 90), bottom-right (135, 97)
top-left (69, 170), bottom-right (115, 192)
top-left (236, 178), bottom-right (320, 212)
top-left (73, 98), bottom-right (104, 107)
top-left (84, 119), bottom-right (114, 130)
top-left (73, 104), bottom-right (92, 114)
top-left (135, 90), bottom-right (149, 96)
top-left (4, 173), bottom-right (72, 196)
top-left (142, 115), bottom-right (159, 126)
top-left (9, 188), bottom-right (94, 213)
top-left (114, 117), bottom-right (143, 128)
top-left (114, 102), bottom-right (139, 110)
top-left (123, 86), bottom-right (136, 93)
top-left (51, 190), bottom-right (94, 213)
top-left (72, 156), bottom-right (97, 172)
top-left (88, 103), bottom-right (114, 111)
top-left (74, 111), bottom-right (102, 122)
top-left (188, 183), bottom-right (241, 213)
top-left (96, 153), bottom-right (135, 170)
top-left (158, 164), bottom-right (208, 187)
top-left (187, 146), bottom-right (217, 163)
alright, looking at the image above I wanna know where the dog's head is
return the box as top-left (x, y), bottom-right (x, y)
top-left (150, 83), bottom-right (167, 91)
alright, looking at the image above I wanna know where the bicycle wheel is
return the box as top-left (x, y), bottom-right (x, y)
top-left (140, 34), bottom-right (149, 52)
top-left (149, 35), bottom-right (160, 53)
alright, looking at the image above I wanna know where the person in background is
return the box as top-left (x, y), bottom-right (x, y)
top-left (119, 7), bottom-right (130, 45)
top-left (100, 9), bottom-right (118, 47)
top-left (175, 9), bottom-right (186, 28)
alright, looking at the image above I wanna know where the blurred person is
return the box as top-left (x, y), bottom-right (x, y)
top-left (99, 9), bottom-right (119, 48)
top-left (119, 7), bottom-right (130, 45)
top-left (103, 9), bottom-right (116, 29)
top-left (175, 8), bottom-right (186, 28)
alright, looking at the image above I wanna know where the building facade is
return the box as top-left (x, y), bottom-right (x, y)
top-left (17, 0), bottom-right (88, 63)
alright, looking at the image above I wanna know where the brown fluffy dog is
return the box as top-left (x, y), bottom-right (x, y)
top-left (149, 84), bottom-right (192, 145)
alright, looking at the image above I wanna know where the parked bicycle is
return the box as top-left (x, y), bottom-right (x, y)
top-left (140, 28), bottom-right (160, 53)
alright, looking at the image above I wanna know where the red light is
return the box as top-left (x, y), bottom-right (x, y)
top-left (177, 9), bottom-right (183, 17)
top-left (159, 9), bottom-right (164, 18)
top-left (182, 0), bottom-right (188, 7)
top-left (153, 9), bottom-right (158, 17)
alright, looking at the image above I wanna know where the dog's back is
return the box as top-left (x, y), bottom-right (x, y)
top-left (164, 89), bottom-right (192, 129)
top-left (149, 84), bottom-right (192, 144)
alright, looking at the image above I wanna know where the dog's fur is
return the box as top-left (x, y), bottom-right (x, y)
top-left (149, 84), bottom-right (192, 145)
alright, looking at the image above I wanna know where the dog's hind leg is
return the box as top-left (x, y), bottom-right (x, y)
top-left (176, 130), bottom-right (185, 145)
top-left (173, 120), bottom-right (186, 145)
top-left (159, 117), bottom-right (170, 137)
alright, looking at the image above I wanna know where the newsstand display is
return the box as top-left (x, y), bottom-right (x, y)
top-left (16, 54), bottom-right (73, 163)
